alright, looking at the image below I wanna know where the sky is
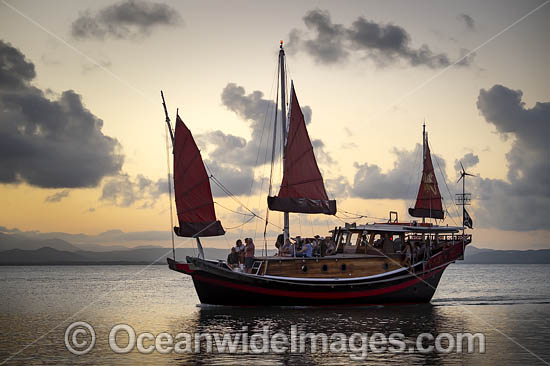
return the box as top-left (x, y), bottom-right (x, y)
top-left (0, 0), bottom-right (548, 251)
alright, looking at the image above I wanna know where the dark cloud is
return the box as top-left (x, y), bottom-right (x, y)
top-left (0, 40), bottom-right (123, 188)
top-left (45, 190), bottom-right (70, 203)
top-left (100, 173), bottom-right (167, 207)
top-left (0, 41), bottom-right (35, 89)
top-left (454, 152), bottom-right (479, 172)
top-left (458, 13), bottom-right (476, 31)
top-left (474, 84), bottom-right (550, 230)
top-left (71, 0), bottom-right (182, 40)
top-left (287, 9), bottom-right (474, 68)
top-left (301, 10), bottom-right (348, 64)
top-left (193, 83), bottom-right (329, 197)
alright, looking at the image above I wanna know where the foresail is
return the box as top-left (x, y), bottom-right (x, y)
top-left (268, 84), bottom-right (336, 215)
top-left (409, 144), bottom-right (444, 219)
top-left (173, 115), bottom-right (225, 237)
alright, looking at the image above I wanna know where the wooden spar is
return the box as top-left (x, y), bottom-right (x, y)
top-left (279, 41), bottom-right (290, 245)
top-left (161, 90), bottom-right (176, 260)
top-left (161, 90), bottom-right (175, 144)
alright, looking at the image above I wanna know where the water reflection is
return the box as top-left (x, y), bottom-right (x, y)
top-left (167, 304), bottom-right (463, 365)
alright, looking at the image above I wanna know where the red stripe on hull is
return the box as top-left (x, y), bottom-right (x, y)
top-left (192, 267), bottom-right (445, 300)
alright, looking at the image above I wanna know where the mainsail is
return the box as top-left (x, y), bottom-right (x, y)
top-left (268, 84), bottom-right (336, 215)
top-left (408, 132), bottom-right (444, 220)
top-left (173, 114), bottom-right (225, 237)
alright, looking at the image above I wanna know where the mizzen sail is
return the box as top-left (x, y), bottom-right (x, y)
top-left (409, 139), bottom-right (444, 220)
top-left (268, 84), bottom-right (336, 215)
top-left (173, 115), bottom-right (225, 237)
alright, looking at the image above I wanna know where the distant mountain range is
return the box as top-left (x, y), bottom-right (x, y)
top-left (460, 245), bottom-right (550, 264)
top-left (0, 232), bottom-right (549, 265)
top-left (0, 246), bottom-right (230, 265)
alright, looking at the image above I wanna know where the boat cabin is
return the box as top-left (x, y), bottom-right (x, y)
top-left (227, 222), bottom-right (471, 279)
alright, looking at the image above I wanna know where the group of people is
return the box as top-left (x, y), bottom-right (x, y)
top-left (274, 234), bottom-right (337, 258)
top-left (402, 239), bottom-right (431, 270)
top-left (226, 238), bottom-right (255, 273)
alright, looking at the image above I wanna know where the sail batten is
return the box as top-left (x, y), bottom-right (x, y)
top-left (268, 83), bottom-right (336, 215)
top-left (409, 138), bottom-right (444, 220)
top-left (173, 115), bottom-right (225, 237)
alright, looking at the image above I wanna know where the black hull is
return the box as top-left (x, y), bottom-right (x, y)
top-left (189, 266), bottom-right (445, 306)
top-left (167, 240), bottom-right (466, 306)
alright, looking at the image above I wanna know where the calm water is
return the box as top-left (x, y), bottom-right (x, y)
top-left (1, 264), bottom-right (549, 365)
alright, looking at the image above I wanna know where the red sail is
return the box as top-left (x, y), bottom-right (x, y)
top-left (409, 143), bottom-right (444, 219)
top-left (173, 115), bottom-right (224, 237)
top-left (268, 85), bottom-right (336, 215)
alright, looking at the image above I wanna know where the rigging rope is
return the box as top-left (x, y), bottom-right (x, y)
top-left (204, 169), bottom-right (283, 231)
top-left (225, 215), bottom-right (256, 230)
top-left (164, 123), bottom-right (176, 259)
top-left (265, 63), bottom-right (281, 242)
top-left (241, 59), bottom-right (280, 236)
top-left (430, 141), bottom-right (462, 224)
top-left (214, 201), bottom-right (254, 216)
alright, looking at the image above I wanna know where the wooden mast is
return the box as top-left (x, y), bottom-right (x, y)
top-left (279, 41), bottom-right (290, 245)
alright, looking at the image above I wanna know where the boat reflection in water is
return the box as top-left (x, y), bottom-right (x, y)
top-left (166, 304), bottom-right (477, 365)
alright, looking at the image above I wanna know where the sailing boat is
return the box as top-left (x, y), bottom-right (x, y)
top-left (165, 42), bottom-right (472, 306)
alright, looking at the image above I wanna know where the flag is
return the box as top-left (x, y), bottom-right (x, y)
top-left (463, 208), bottom-right (473, 229)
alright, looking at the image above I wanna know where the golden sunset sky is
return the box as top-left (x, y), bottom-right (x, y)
top-left (0, 0), bottom-right (548, 250)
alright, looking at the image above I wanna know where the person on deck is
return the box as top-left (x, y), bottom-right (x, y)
top-left (227, 247), bottom-right (239, 269)
top-left (325, 238), bottom-right (336, 256)
top-left (235, 239), bottom-right (245, 267)
top-left (296, 239), bottom-right (313, 258)
top-left (281, 239), bottom-right (295, 257)
top-left (403, 242), bottom-right (413, 271)
top-left (244, 238), bottom-right (255, 273)
top-left (275, 233), bottom-right (284, 256)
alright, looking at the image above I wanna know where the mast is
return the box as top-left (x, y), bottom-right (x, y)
top-left (279, 41), bottom-right (290, 244)
top-left (161, 91), bottom-right (176, 260)
top-left (460, 169), bottom-right (466, 253)
top-left (161, 91), bottom-right (175, 144)
top-left (422, 122), bottom-right (426, 225)
top-left (456, 162), bottom-right (473, 259)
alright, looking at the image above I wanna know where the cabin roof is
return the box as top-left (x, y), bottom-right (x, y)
top-left (331, 223), bottom-right (462, 234)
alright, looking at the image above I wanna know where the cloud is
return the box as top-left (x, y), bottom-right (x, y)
top-left (193, 83), bottom-right (329, 197)
top-left (474, 84), bottom-right (550, 230)
top-left (287, 9), bottom-right (474, 68)
top-left (325, 175), bottom-right (351, 198)
top-left (0, 40), bottom-right (123, 188)
top-left (458, 13), bottom-right (476, 31)
top-left (45, 190), bottom-right (70, 203)
top-left (454, 152), bottom-right (479, 172)
top-left (352, 144), bottom-right (448, 201)
top-left (100, 173), bottom-right (168, 208)
top-left (71, 0), bottom-right (182, 40)
top-left (204, 159), bottom-right (257, 197)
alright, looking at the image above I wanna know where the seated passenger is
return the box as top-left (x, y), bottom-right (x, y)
top-left (296, 240), bottom-right (313, 258)
top-left (226, 247), bottom-right (239, 269)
